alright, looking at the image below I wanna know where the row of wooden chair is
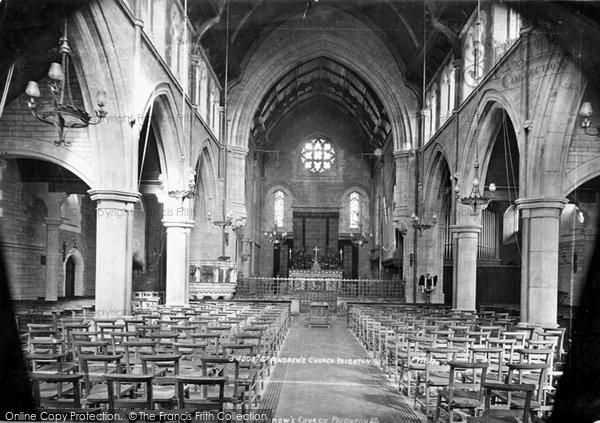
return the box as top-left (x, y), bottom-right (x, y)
top-left (24, 302), bottom-right (291, 414)
top-left (349, 304), bottom-right (563, 422)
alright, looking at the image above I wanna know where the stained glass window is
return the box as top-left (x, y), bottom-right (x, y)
top-left (349, 192), bottom-right (360, 229)
top-left (301, 138), bottom-right (335, 173)
top-left (274, 190), bottom-right (284, 227)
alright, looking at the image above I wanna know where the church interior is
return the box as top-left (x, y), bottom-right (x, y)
top-left (1, 0), bottom-right (600, 421)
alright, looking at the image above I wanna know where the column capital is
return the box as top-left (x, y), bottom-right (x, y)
top-left (449, 224), bottom-right (481, 235)
top-left (162, 219), bottom-right (195, 230)
top-left (229, 145), bottom-right (249, 157)
top-left (88, 189), bottom-right (141, 204)
top-left (393, 150), bottom-right (415, 160)
top-left (44, 217), bottom-right (63, 226)
top-left (515, 197), bottom-right (568, 211)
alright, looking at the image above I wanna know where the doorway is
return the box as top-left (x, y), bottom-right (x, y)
top-left (65, 256), bottom-right (75, 298)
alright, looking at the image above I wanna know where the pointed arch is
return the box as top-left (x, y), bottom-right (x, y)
top-left (64, 249), bottom-right (85, 297)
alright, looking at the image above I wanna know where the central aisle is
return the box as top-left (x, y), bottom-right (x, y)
top-left (263, 315), bottom-right (425, 423)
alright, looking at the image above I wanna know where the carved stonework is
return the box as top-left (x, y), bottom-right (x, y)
top-left (189, 283), bottom-right (236, 300)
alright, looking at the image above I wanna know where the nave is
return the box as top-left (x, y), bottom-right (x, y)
top-left (18, 298), bottom-right (565, 422)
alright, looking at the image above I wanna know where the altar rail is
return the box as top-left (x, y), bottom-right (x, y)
top-left (237, 277), bottom-right (405, 299)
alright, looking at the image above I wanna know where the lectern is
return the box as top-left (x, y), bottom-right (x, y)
top-left (309, 302), bottom-right (330, 327)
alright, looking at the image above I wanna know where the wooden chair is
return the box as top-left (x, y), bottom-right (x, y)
top-left (414, 346), bottom-right (462, 416)
top-left (79, 354), bottom-right (131, 408)
top-left (105, 373), bottom-right (153, 411)
top-left (470, 346), bottom-right (505, 382)
top-left (199, 357), bottom-right (247, 411)
top-left (495, 363), bottom-right (549, 413)
top-left (400, 335), bottom-right (434, 397)
top-left (434, 361), bottom-right (489, 422)
top-left (467, 382), bottom-right (535, 423)
top-left (222, 344), bottom-right (260, 407)
top-left (122, 340), bottom-right (157, 374)
top-left (176, 376), bottom-right (225, 412)
top-left (140, 354), bottom-right (182, 408)
top-left (31, 373), bottom-right (83, 408)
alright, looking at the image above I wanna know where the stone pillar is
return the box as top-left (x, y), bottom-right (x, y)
top-left (44, 217), bottom-right (62, 301)
top-left (89, 190), bottom-right (140, 318)
top-left (163, 219), bottom-right (194, 306)
top-left (450, 224), bottom-right (481, 311)
top-left (393, 150), bottom-right (416, 301)
top-left (516, 197), bottom-right (567, 327)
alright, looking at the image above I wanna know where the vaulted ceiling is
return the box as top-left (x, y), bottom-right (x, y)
top-left (250, 57), bottom-right (391, 149)
top-left (188, 0), bottom-right (476, 86)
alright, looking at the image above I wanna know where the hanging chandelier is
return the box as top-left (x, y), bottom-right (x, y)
top-left (25, 23), bottom-right (107, 146)
top-left (455, 161), bottom-right (496, 214)
top-left (264, 229), bottom-right (288, 246)
top-left (350, 231), bottom-right (370, 247)
top-left (411, 203), bottom-right (438, 236)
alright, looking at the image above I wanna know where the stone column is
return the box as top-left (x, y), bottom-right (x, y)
top-left (516, 197), bottom-right (567, 327)
top-left (393, 150), bottom-right (416, 301)
top-left (89, 190), bottom-right (140, 318)
top-left (450, 224), bottom-right (481, 311)
top-left (163, 219), bottom-right (194, 306)
top-left (44, 217), bottom-right (63, 301)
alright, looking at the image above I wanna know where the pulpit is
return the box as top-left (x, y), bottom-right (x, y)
top-left (189, 260), bottom-right (237, 300)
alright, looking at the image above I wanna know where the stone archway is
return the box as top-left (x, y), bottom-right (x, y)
top-left (226, 6), bottom-right (419, 223)
top-left (64, 249), bottom-right (85, 297)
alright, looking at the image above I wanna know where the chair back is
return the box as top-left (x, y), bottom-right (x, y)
top-left (175, 376), bottom-right (226, 411)
top-left (446, 361), bottom-right (489, 403)
top-left (31, 373), bottom-right (83, 408)
top-left (480, 382), bottom-right (535, 423)
top-left (104, 373), bottom-right (153, 411)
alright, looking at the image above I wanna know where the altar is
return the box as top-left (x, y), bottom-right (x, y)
top-left (288, 245), bottom-right (342, 291)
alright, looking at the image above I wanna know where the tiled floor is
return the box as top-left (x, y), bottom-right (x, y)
top-left (263, 314), bottom-right (426, 423)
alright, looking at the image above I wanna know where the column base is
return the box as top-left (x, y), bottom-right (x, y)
top-left (451, 308), bottom-right (477, 313)
top-left (517, 321), bottom-right (559, 329)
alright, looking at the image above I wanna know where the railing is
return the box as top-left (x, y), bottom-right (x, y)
top-left (236, 277), bottom-right (405, 299)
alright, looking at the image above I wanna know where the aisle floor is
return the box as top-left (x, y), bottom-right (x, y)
top-left (262, 315), bottom-right (426, 423)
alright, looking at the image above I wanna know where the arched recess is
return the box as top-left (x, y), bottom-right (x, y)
top-left (190, 146), bottom-right (221, 263)
top-left (64, 249), bottom-right (85, 297)
top-left (477, 107), bottom-right (521, 309)
top-left (338, 187), bottom-right (370, 234)
top-left (455, 94), bottom-right (523, 212)
top-left (132, 89), bottom-right (183, 295)
top-left (259, 184), bottom-right (296, 278)
top-left (263, 185), bottom-right (295, 233)
top-left (423, 149), bottom-right (453, 305)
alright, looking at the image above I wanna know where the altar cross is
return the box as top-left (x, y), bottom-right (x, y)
top-left (313, 245), bottom-right (320, 260)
